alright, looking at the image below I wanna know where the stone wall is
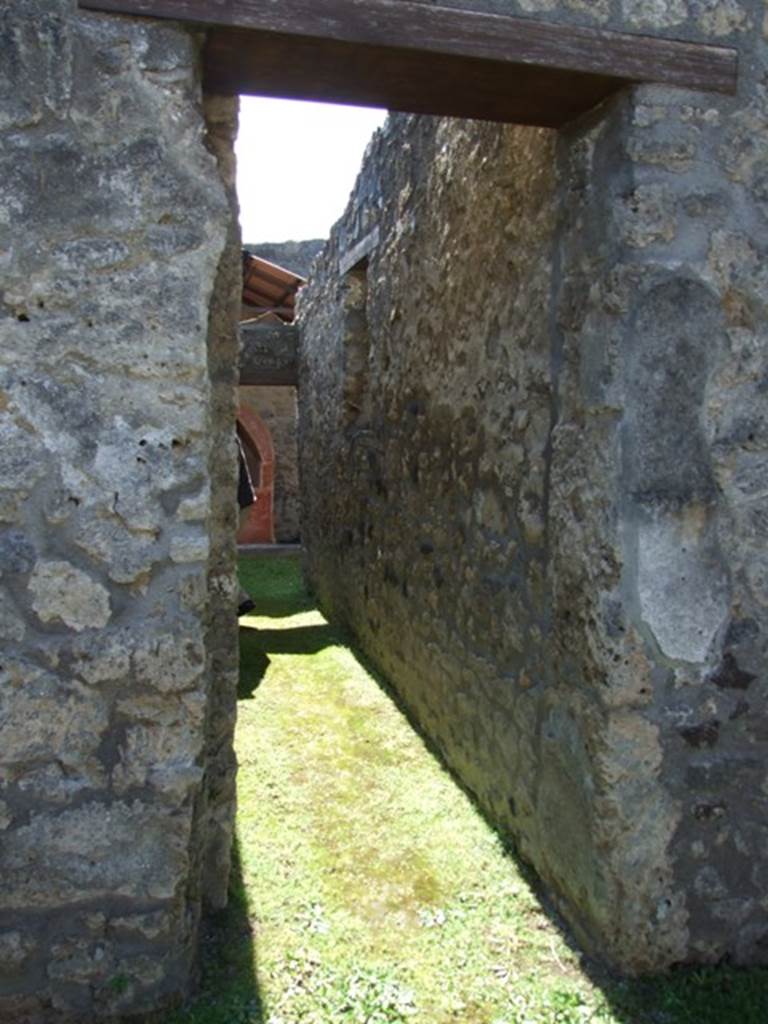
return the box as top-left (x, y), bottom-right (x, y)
top-left (239, 386), bottom-right (301, 543)
top-left (1, 0), bottom-right (766, 1013)
top-left (0, 2), bottom-right (239, 1020)
top-left (383, 0), bottom-right (756, 35)
top-left (300, 0), bottom-right (768, 972)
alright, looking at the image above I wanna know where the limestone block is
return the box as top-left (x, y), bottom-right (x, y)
top-left (113, 718), bottom-right (205, 803)
top-left (169, 528), bottom-right (210, 563)
top-left (0, 931), bottom-right (36, 973)
top-left (0, 491), bottom-right (24, 524)
top-left (48, 939), bottom-right (114, 985)
top-left (71, 631), bottom-right (132, 686)
top-left (74, 514), bottom-right (160, 584)
top-left (0, 801), bottom-right (193, 909)
top-left (619, 184), bottom-right (677, 247)
top-left (132, 635), bottom-right (206, 693)
top-left (109, 910), bottom-right (173, 941)
top-left (637, 510), bottom-right (730, 663)
top-left (177, 488), bottom-right (210, 522)
top-left (0, 419), bottom-right (47, 498)
top-left (621, 0), bottom-right (688, 26)
top-left (0, 660), bottom-right (109, 779)
top-left (627, 136), bottom-right (697, 172)
top-left (0, 591), bottom-right (25, 642)
top-left (28, 560), bottom-right (111, 632)
top-left (0, 529), bottom-right (37, 575)
top-left (562, 0), bottom-right (610, 19)
top-left (696, 0), bottom-right (751, 34)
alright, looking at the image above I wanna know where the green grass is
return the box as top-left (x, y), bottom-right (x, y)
top-left (170, 555), bottom-right (768, 1024)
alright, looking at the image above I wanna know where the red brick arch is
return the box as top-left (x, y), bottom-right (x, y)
top-left (236, 406), bottom-right (275, 544)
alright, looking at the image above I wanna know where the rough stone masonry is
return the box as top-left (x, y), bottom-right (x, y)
top-left (0, 1), bottom-right (240, 1020)
top-left (0, 0), bottom-right (767, 1019)
top-left (300, 0), bottom-right (768, 976)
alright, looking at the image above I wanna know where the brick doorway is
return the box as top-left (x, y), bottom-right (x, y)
top-left (237, 406), bottom-right (276, 544)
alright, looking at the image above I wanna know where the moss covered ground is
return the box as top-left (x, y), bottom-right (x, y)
top-left (170, 555), bottom-right (768, 1024)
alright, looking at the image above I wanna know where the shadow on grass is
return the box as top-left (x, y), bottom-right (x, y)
top-left (238, 624), bottom-right (338, 698)
top-left (234, 554), bottom-right (768, 1023)
top-left (348, 643), bottom-right (768, 1024)
top-left (597, 963), bottom-right (768, 1024)
top-left (168, 838), bottom-right (264, 1024)
top-left (245, 623), bottom-right (338, 656)
top-left (238, 627), bottom-right (271, 699)
top-left (237, 552), bottom-right (339, 699)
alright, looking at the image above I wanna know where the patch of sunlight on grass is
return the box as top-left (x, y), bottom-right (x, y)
top-left (171, 554), bottom-right (768, 1024)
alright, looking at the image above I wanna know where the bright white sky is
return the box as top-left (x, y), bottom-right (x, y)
top-left (236, 96), bottom-right (388, 244)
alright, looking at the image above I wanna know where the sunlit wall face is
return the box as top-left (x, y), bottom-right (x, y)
top-left (236, 97), bottom-right (387, 243)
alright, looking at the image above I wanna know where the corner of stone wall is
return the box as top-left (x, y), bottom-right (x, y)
top-left (548, 3), bottom-right (768, 964)
top-left (197, 90), bottom-right (242, 913)
top-left (0, 6), bottom-right (240, 1020)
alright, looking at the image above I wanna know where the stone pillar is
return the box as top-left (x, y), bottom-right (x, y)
top-left (0, 2), bottom-right (238, 1019)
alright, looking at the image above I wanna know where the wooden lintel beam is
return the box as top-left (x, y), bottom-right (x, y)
top-left (78, 0), bottom-right (738, 127)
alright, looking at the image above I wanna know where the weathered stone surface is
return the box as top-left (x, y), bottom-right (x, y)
top-left (109, 909), bottom-right (174, 941)
top-left (0, 660), bottom-right (108, 791)
top-left (0, 800), bottom-right (193, 909)
top-left (239, 322), bottom-right (299, 386)
top-left (0, 931), bottom-right (36, 973)
top-left (0, 2), bottom-right (239, 1019)
top-left (113, 692), bottom-right (206, 802)
top-left (0, 993), bottom-right (48, 1024)
top-left (0, 591), bottom-right (26, 642)
top-left (301, 0), bottom-right (768, 972)
top-left (28, 560), bottom-right (111, 632)
top-left (133, 634), bottom-right (206, 693)
top-left (1, 0), bottom-right (766, 1015)
top-left (169, 527), bottom-right (210, 564)
top-left (0, 800), bottom-right (12, 830)
top-left (621, 0), bottom-right (688, 27)
top-left (197, 89), bottom-right (242, 918)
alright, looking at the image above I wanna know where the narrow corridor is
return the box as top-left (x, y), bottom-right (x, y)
top-left (171, 556), bottom-right (768, 1024)
top-left (235, 556), bottom-right (599, 1024)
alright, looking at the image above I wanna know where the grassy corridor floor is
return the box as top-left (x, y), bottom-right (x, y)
top-left (172, 556), bottom-right (768, 1024)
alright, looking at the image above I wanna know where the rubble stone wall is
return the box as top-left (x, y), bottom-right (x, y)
top-left (300, 0), bottom-right (768, 972)
top-left (0, 2), bottom-right (239, 1020)
top-left (1, 0), bottom-right (766, 1014)
top-left (388, 0), bottom-right (757, 36)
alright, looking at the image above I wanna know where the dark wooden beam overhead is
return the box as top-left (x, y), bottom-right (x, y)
top-left (79, 0), bottom-right (737, 128)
